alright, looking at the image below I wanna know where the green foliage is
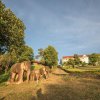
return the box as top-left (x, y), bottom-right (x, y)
top-left (0, 1), bottom-right (25, 54)
top-left (43, 45), bottom-right (58, 67)
top-left (0, 71), bottom-right (9, 83)
top-left (74, 54), bottom-right (82, 66)
top-left (0, 1), bottom-right (34, 71)
top-left (59, 59), bottom-right (62, 65)
top-left (89, 53), bottom-right (99, 66)
top-left (37, 48), bottom-right (44, 64)
top-left (81, 62), bottom-right (86, 67)
top-left (30, 64), bottom-right (35, 70)
top-left (18, 45), bottom-right (34, 62)
top-left (38, 48), bottom-right (44, 57)
top-left (67, 54), bottom-right (82, 68)
top-left (67, 59), bottom-right (75, 68)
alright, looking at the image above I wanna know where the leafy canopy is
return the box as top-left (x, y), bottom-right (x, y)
top-left (0, 1), bottom-right (25, 54)
top-left (0, 1), bottom-right (34, 70)
top-left (43, 45), bottom-right (58, 67)
top-left (89, 53), bottom-right (99, 66)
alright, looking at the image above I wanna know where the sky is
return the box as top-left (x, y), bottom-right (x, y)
top-left (2, 0), bottom-right (100, 61)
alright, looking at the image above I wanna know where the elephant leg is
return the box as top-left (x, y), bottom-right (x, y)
top-left (10, 72), bottom-right (16, 83)
top-left (15, 74), bottom-right (18, 81)
top-left (44, 71), bottom-right (49, 79)
top-left (26, 70), bottom-right (30, 82)
top-left (36, 73), bottom-right (40, 84)
top-left (30, 74), bottom-right (33, 81)
top-left (6, 72), bottom-right (16, 85)
top-left (46, 71), bottom-right (49, 78)
top-left (29, 74), bottom-right (32, 81)
top-left (16, 70), bottom-right (24, 84)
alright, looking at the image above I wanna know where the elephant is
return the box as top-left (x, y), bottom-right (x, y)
top-left (30, 69), bottom-right (41, 84)
top-left (30, 65), bottom-right (49, 84)
top-left (7, 61), bottom-right (31, 84)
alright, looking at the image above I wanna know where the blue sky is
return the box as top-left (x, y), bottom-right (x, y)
top-left (3, 0), bottom-right (100, 60)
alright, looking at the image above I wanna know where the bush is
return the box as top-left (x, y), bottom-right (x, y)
top-left (0, 72), bottom-right (10, 83)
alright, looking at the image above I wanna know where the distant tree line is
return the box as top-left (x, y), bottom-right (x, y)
top-left (0, 1), bottom-right (34, 73)
top-left (62, 53), bottom-right (100, 68)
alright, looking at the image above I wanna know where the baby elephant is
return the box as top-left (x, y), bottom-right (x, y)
top-left (30, 66), bottom-right (49, 84)
top-left (30, 69), bottom-right (41, 84)
top-left (40, 66), bottom-right (49, 79)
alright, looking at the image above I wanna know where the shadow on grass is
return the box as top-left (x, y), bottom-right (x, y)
top-left (0, 97), bottom-right (5, 100)
top-left (35, 82), bottom-right (100, 100)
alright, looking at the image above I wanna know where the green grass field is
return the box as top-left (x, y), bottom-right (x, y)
top-left (0, 66), bottom-right (100, 100)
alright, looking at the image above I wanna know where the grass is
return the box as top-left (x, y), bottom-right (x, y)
top-left (0, 66), bottom-right (100, 100)
top-left (63, 66), bottom-right (100, 76)
top-left (0, 81), bottom-right (40, 100)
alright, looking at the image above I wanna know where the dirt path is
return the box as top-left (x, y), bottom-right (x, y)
top-left (42, 68), bottom-right (68, 85)
top-left (52, 68), bottom-right (69, 75)
top-left (35, 68), bottom-right (69, 100)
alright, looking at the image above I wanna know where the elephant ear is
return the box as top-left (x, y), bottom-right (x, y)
top-left (20, 62), bottom-right (26, 70)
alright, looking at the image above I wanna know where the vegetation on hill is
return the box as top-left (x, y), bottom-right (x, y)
top-left (0, 66), bottom-right (100, 100)
top-left (0, 1), bottom-right (34, 73)
top-left (62, 53), bottom-right (100, 68)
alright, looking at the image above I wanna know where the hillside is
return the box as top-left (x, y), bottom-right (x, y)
top-left (0, 67), bottom-right (100, 100)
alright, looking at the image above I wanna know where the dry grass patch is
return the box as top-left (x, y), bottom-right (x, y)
top-left (38, 74), bottom-right (100, 100)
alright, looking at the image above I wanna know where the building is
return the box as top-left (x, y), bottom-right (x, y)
top-left (62, 55), bottom-right (89, 64)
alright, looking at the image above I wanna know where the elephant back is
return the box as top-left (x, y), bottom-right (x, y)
top-left (11, 63), bottom-right (21, 73)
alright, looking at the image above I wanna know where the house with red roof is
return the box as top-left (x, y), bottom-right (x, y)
top-left (62, 55), bottom-right (89, 64)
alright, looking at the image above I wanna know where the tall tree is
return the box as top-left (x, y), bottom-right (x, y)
top-left (18, 45), bottom-right (34, 62)
top-left (0, 1), bottom-right (25, 54)
top-left (74, 54), bottom-right (82, 66)
top-left (67, 59), bottom-right (75, 68)
top-left (89, 53), bottom-right (99, 66)
top-left (0, 1), bottom-right (34, 71)
top-left (43, 45), bottom-right (58, 68)
top-left (38, 48), bottom-right (44, 57)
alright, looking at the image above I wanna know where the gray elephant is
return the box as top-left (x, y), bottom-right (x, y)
top-left (7, 61), bottom-right (31, 84)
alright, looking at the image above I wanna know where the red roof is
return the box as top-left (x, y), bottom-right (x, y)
top-left (63, 55), bottom-right (85, 59)
top-left (63, 56), bottom-right (73, 59)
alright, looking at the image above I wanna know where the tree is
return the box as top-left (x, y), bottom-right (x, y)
top-left (38, 48), bottom-right (44, 63)
top-left (60, 59), bottom-right (62, 65)
top-left (95, 54), bottom-right (100, 66)
top-left (89, 53), bottom-right (99, 66)
top-left (0, 45), bottom-right (34, 72)
top-left (38, 48), bottom-right (44, 57)
top-left (0, 1), bottom-right (25, 54)
top-left (74, 54), bottom-right (82, 66)
top-left (35, 48), bottom-right (44, 63)
top-left (81, 62), bottom-right (87, 67)
top-left (67, 59), bottom-right (75, 68)
top-left (43, 45), bottom-right (58, 68)
top-left (17, 45), bottom-right (34, 62)
top-left (0, 1), bottom-right (34, 72)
